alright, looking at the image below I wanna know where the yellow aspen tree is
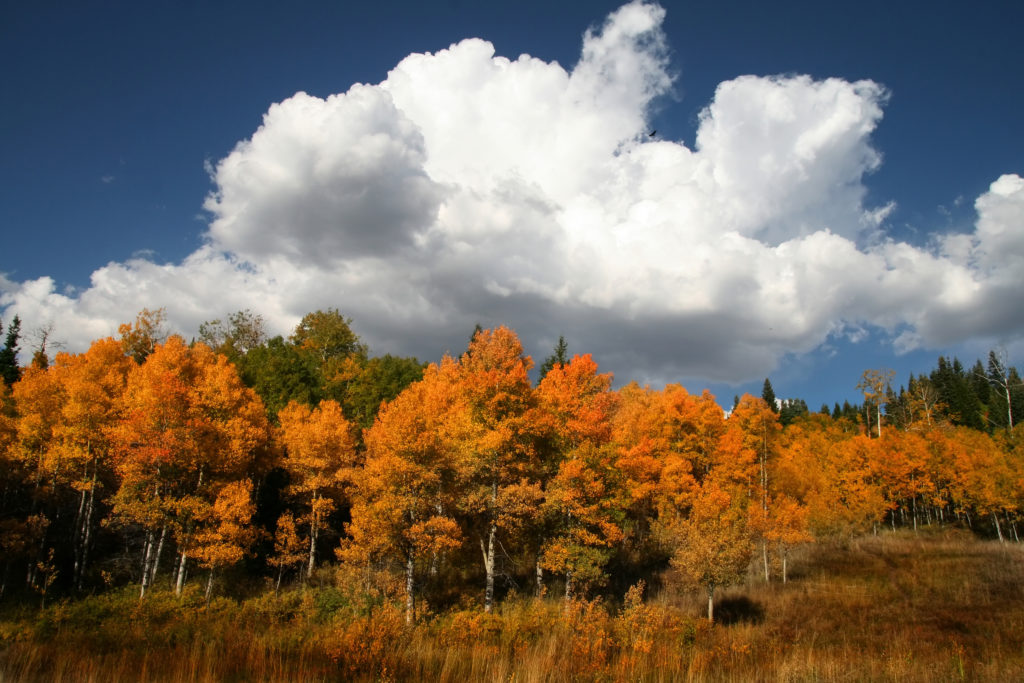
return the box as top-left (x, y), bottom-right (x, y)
top-left (344, 358), bottom-right (466, 623)
top-left (192, 480), bottom-right (257, 602)
top-left (269, 511), bottom-right (306, 593)
top-left (764, 494), bottom-right (812, 583)
top-left (728, 394), bottom-right (781, 581)
top-left (277, 399), bottom-right (358, 580)
top-left (453, 327), bottom-right (544, 613)
top-left (110, 337), bottom-right (269, 597)
top-left (50, 338), bottom-right (131, 588)
top-left (536, 354), bottom-right (620, 597)
top-left (667, 481), bottom-right (752, 622)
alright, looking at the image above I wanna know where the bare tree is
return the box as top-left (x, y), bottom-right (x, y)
top-left (857, 369), bottom-right (895, 438)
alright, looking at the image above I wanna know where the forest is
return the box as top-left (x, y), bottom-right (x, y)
top-left (1, 307), bottom-right (1023, 681)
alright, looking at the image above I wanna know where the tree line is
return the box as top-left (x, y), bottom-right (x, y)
top-left (0, 309), bottom-right (1021, 621)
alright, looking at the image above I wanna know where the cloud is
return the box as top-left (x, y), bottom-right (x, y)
top-left (2, 0), bottom-right (1022, 384)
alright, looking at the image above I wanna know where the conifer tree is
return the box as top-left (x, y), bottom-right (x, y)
top-left (539, 335), bottom-right (569, 380)
top-left (761, 378), bottom-right (778, 413)
top-left (0, 315), bottom-right (22, 385)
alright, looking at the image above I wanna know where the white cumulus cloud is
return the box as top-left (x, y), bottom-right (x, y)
top-left (2, 0), bottom-right (1022, 384)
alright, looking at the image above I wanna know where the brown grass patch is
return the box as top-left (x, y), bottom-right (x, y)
top-left (3, 528), bottom-right (1024, 681)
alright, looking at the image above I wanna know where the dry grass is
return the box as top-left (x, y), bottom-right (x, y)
top-left (3, 528), bottom-right (1024, 681)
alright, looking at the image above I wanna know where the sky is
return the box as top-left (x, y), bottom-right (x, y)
top-left (2, 0), bottom-right (1023, 411)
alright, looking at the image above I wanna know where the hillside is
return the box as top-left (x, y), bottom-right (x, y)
top-left (3, 527), bottom-right (1023, 681)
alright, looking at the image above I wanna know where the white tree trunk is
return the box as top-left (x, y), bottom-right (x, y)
top-left (307, 492), bottom-right (319, 580)
top-left (481, 523), bottom-right (497, 613)
top-left (139, 530), bottom-right (154, 599)
top-left (405, 551), bottom-right (415, 625)
top-left (205, 568), bottom-right (215, 604)
top-left (175, 551), bottom-right (188, 596)
top-left (150, 524), bottom-right (166, 587)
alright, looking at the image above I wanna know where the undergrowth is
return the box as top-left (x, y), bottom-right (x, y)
top-left (2, 528), bottom-right (1024, 681)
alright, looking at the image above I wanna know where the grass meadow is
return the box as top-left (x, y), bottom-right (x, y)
top-left (3, 527), bottom-right (1024, 682)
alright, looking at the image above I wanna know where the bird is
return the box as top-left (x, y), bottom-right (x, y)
top-left (648, 130), bottom-right (657, 137)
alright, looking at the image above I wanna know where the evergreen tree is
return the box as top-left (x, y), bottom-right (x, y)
top-left (761, 378), bottom-right (778, 413)
top-left (342, 354), bottom-right (425, 430)
top-left (0, 315), bottom-right (22, 385)
top-left (932, 356), bottom-right (984, 430)
top-left (239, 336), bottom-right (322, 418)
top-left (779, 398), bottom-right (808, 426)
top-left (970, 359), bottom-right (991, 406)
top-left (538, 335), bottom-right (569, 380)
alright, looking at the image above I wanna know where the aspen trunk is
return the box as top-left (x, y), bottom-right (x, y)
top-left (535, 557), bottom-right (544, 596)
top-left (782, 548), bottom-right (788, 584)
top-left (307, 494), bottom-right (319, 580)
top-left (482, 479), bottom-right (498, 613)
top-left (762, 541), bottom-right (770, 583)
top-left (405, 550), bottom-right (415, 625)
top-left (150, 524), bottom-right (166, 587)
top-left (707, 584), bottom-right (715, 623)
top-left (139, 529), bottom-right (154, 599)
top-left (994, 512), bottom-right (1004, 543)
top-left (79, 471), bottom-right (97, 589)
top-left (205, 568), bottom-right (215, 604)
top-left (73, 480), bottom-right (88, 584)
top-left (175, 551), bottom-right (188, 596)
top-left (481, 522), bottom-right (497, 613)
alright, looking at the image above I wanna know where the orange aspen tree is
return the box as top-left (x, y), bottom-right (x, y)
top-left (536, 354), bottom-right (621, 597)
top-left (763, 494), bottom-right (812, 583)
top-left (948, 426), bottom-right (1016, 540)
top-left (610, 383), bottom-right (670, 550)
top-left (10, 365), bottom-right (64, 591)
top-left (344, 359), bottom-right (467, 623)
top-left (667, 480), bottom-right (753, 622)
top-left (277, 399), bottom-right (359, 580)
top-left (729, 394), bottom-right (781, 581)
top-left (49, 338), bottom-right (131, 588)
top-left (269, 511), bottom-right (306, 593)
top-left (872, 431), bottom-right (935, 531)
top-left (539, 442), bottom-right (624, 597)
top-left (192, 480), bottom-right (257, 602)
top-left (453, 327), bottom-right (544, 613)
top-left (110, 337), bottom-right (269, 597)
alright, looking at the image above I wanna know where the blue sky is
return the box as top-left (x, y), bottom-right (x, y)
top-left (2, 0), bottom-right (1023, 411)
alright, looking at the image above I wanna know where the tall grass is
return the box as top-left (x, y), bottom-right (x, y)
top-left (3, 528), bottom-right (1024, 681)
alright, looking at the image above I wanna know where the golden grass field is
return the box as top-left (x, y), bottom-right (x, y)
top-left (3, 527), bottom-right (1023, 682)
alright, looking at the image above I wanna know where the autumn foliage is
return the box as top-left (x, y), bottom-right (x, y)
top-left (1, 311), bottom-right (1023, 681)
